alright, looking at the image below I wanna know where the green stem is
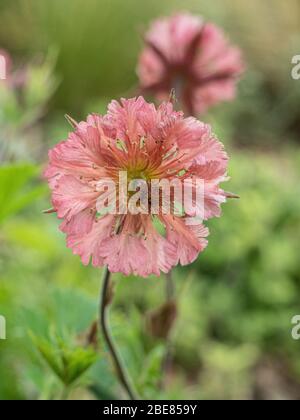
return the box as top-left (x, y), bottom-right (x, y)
top-left (99, 267), bottom-right (138, 400)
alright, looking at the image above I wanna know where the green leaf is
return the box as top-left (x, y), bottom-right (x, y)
top-left (31, 334), bottom-right (65, 382)
top-left (137, 346), bottom-right (165, 394)
top-left (31, 332), bottom-right (98, 387)
top-left (62, 346), bottom-right (98, 385)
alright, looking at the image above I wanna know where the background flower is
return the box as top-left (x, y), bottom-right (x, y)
top-left (138, 13), bottom-right (245, 115)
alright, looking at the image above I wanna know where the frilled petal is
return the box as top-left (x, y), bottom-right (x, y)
top-left (105, 97), bottom-right (152, 146)
top-left (100, 234), bottom-right (150, 276)
top-left (50, 175), bottom-right (98, 220)
top-left (141, 216), bottom-right (178, 275)
top-left (163, 215), bottom-right (209, 266)
top-left (192, 126), bottom-right (228, 166)
top-left (60, 209), bottom-right (95, 236)
top-left (44, 122), bottom-right (123, 186)
top-left (66, 215), bottom-right (115, 266)
top-left (98, 215), bottom-right (177, 277)
top-left (157, 116), bottom-right (228, 171)
top-left (184, 161), bottom-right (228, 219)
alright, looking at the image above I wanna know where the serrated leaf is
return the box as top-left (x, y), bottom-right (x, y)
top-left (31, 332), bottom-right (98, 387)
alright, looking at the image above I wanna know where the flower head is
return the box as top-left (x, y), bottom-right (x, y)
top-left (45, 97), bottom-right (229, 277)
top-left (138, 13), bottom-right (245, 115)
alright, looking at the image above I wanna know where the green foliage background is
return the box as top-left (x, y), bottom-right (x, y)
top-left (0, 0), bottom-right (300, 400)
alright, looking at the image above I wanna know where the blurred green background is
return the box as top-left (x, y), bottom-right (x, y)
top-left (1, 0), bottom-right (300, 400)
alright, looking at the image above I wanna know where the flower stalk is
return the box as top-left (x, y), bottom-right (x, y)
top-left (99, 267), bottom-right (138, 400)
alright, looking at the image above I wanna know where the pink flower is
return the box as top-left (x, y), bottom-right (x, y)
top-left (0, 49), bottom-right (27, 89)
top-left (44, 97), bottom-right (229, 277)
top-left (137, 13), bottom-right (245, 116)
top-left (0, 49), bottom-right (12, 81)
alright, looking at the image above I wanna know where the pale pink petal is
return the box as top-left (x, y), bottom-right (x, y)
top-left (66, 215), bottom-right (115, 266)
top-left (184, 161), bottom-right (228, 219)
top-left (163, 215), bottom-right (209, 266)
top-left (60, 209), bottom-right (95, 236)
top-left (51, 175), bottom-right (98, 220)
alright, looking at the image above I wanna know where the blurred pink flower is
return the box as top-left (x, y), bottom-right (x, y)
top-left (45, 97), bottom-right (229, 277)
top-left (138, 13), bottom-right (245, 116)
top-left (0, 49), bottom-right (12, 81)
top-left (0, 48), bottom-right (27, 89)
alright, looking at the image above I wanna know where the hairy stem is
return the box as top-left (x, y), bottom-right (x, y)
top-left (99, 267), bottom-right (138, 400)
